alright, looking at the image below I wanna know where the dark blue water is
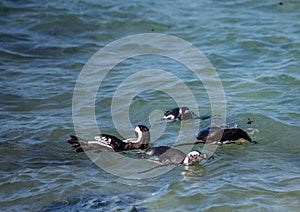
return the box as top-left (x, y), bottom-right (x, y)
top-left (1, 0), bottom-right (300, 211)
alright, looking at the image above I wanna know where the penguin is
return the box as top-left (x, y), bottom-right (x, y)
top-left (68, 125), bottom-right (150, 152)
top-left (196, 127), bottom-right (253, 145)
top-left (162, 107), bottom-right (210, 121)
top-left (145, 146), bottom-right (207, 166)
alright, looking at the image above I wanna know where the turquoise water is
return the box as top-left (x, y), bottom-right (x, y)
top-left (1, 0), bottom-right (300, 211)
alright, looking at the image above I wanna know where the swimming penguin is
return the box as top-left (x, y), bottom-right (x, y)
top-left (162, 107), bottom-right (210, 121)
top-left (145, 146), bottom-right (208, 166)
top-left (196, 127), bottom-right (253, 145)
top-left (68, 125), bottom-right (150, 152)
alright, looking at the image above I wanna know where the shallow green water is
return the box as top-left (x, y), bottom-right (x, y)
top-left (1, 0), bottom-right (300, 211)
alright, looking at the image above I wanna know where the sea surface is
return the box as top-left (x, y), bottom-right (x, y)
top-left (1, 0), bottom-right (300, 211)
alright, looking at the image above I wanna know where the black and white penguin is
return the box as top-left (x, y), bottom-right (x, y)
top-left (145, 146), bottom-right (208, 166)
top-left (68, 125), bottom-right (150, 152)
top-left (162, 107), bottom-right (210, 121)
top-left (162, 107), bottom-right (195, 121)
top-left (196, 127), bottom-right (253, 144)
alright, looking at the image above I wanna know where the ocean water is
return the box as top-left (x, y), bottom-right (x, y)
top-left (1, 0), bottom-right (300, 211)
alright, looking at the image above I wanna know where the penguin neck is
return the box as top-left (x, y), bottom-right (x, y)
top-left (124, 141), bottom-right (149, 150)
top-left (123, 132), bottom-right (150, 150)
top-left (182, 156), bottom-right (190, 165)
